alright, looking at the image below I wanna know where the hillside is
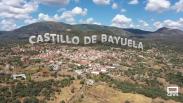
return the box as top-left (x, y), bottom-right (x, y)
top-left (0, 21), bottom-right (183, 51)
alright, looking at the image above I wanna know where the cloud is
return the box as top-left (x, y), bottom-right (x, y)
top-left (112, 3), bottom-right (118, 9)
top-left (0, 0), bottom-right (38, 30)
top-left (153, 21), bottom-right (163, 29)
top-left (38, 13), bottom-right (57, 21)
top-left (24, 7), bottom-right (88, 24)
top-left (93, 0), bottom-right (110, 5)
top-left (60, 6), bottom-right (87, 23)
top-left (120, 9), bottom-right (126, 13)
top-left (71, 7), bottom-right (87, 16)
top-left (153, 18), bottom-right (183, 30)
top-left (0, 0), bottom-right (38, 19)
top-left (57, 8), bottom-right (66, 13)
top-left (24, 13), bottom-right (59, 24)
top-left (80, 18), bottom-right (101, 25)
top-left (128, 0), bottom-right (139, 5)
top-left (139, 20), bottom-right (149, 27)
top-left (112, 16), bottom-right (151, 30)
top-left (173, 0), bottom-right (183, 12)
top-left (60, 7), bottom-right (87, 19)
top-left (111, 14), bottom-right (132, 28)
top-left (145, 0), bottom-right (171, 12)
top-left (0, 19), bottom-right (17, 31)
top-left (38, 0), bottom-right (70, 5)
top-left (24, 18), bottom-right (38, 24)
top-left (134, 20), bottom-right (153, 30)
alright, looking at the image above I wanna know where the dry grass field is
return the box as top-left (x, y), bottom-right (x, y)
top-left (79, 84), bottom-right (180, 103)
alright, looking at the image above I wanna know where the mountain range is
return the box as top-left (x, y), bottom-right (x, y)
top-left (0, 21), bottom-right (183, 51)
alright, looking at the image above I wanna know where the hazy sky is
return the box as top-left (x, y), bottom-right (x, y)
top-left (0, 0), bottom-right (183, 31)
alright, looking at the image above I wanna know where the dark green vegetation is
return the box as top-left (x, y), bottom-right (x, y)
top-left (167, 72), bottom-right (183, 86)
top-left (23, 97), bottom-right (39, 103)
top-left (95, 74), bottom-right (183, 102)
top-left (0, 78), bottom-right (73, 103)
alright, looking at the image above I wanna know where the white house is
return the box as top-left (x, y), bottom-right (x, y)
top-left (12, 74), bottom-right (26, 80)
top-left (106, 66), bottom-right (115, 69)
top-left (86, 79), bottom-right (95, 86)
top-left (49, 64), bottom-right (59, 71)
top-left (91, 71), bottom-right (100, 75)
top-left (75, 70), bottom-right (83, 75)
top-left (100, 68), bottom-right (107, 73)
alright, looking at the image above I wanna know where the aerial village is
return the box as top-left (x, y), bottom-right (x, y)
top-left (0, 43), bottom-right (183, 103)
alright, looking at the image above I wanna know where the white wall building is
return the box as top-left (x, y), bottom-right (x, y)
top-left (12, 74), bottom-right (26, 80)
top-left (86, 79), bottom-right (95, 86)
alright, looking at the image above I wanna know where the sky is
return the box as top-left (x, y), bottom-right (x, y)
top-left (0, 0), bottom-right (183, 31)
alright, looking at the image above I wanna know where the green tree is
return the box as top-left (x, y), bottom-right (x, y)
top-left (23, 97), bottom-right (39, 103)
top-left (60, 100), bottom-right (65, 103)
top-left (12, 99), bottom-right (21, 103)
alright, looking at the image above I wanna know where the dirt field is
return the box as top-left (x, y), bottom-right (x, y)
top-left (78, 84), bottom-right (180, 103)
